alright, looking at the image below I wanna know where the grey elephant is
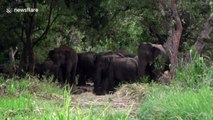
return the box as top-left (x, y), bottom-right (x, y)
top-left (76, 51), bottom-right (97, 86)
top-left (93, 51), bottom-right (125, 95)
top-left (48, 45), bottom-right (78, 85)
top-left (138, 43), bottom-right (170, 81)
top-left (94, 51), bottom-right (137, 95)
top-left (34, 61), bottom-right (56, 80)
top-left (105, 56), bottom-right (138, 94)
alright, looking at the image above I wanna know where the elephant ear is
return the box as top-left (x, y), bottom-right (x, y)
top-left (151, 44), bottom-right (166, 60)
top-left (152, 44), bottom-right (166, 54)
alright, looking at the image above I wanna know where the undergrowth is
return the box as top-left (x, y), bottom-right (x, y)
top-left (0, 57), bottom-right (212, 120)
top-left (0, 77), bottom-right (132, 120)
top-left (138, 58), bottom-right (213, 120)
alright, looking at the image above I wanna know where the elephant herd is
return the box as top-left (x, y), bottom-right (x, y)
top-left (35, 43), bottom-right (170, 95)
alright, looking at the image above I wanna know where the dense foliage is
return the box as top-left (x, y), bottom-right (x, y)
top-left (0, 0), bottom-right (212, 65)
top-left (0, 59), bottom-right (213, 119)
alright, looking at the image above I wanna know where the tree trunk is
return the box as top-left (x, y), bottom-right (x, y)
top-left (26, 38), bottom-right (35, 73)
top-left (20, 13), bottom-right (35, 73)
top-left (185, 17), bottom-right (213, 62)
top-left (161, 0), bottom-right (183, 77)
top-left (170, 0), bottom-right (183, 77)
top-left (20, 45), bottom-right (28, 71)
top-left (19, 0), bottom-right (56, 74)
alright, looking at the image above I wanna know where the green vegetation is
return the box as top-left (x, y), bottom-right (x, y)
top-left (0, 1), bottom-right (213, 119)
top-left (0, 60), bottom-right (213, 120)
top-left (138, 60), bottom-right (213, 120)
top-left (0, 0), bottom-right (213, 65)
top-left (138, 86), bottom-right (213, 120)
top-left (0, 77), bottom-right (132, 120)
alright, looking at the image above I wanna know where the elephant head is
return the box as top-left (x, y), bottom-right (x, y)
top-left (138, 43), bottom-right (169, 78)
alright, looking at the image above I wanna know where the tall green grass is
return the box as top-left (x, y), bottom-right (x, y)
top-left (175, 57), bottom-right (209, 88)
top-left (138, 59), bottom-right (213, 120)
top-left (0, 77), bottom-right (132, 120)
top-left (138, 86), bottom-right (213, 120)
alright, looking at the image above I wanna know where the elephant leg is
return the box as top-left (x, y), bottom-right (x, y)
top-left (51, 68), bottom-right (57, 82)
top-left (78, 72), bottom-right (86, 86)
top-left (65, 65), bottom-right (72, 85)
top-left (146, 63), bottom-right (156, 83)
top-left (138, 61), bottom-right (148, 78)
top-left (93, 69), bottom-right (104, 95)
top-left (108, 67), bottom-right (115, 93)
top-left (58, 69), bottom-right (64, 84)
top-left (52, 75), bottom-right (57, 82)
top-left (70, 63), bottom-right (77, 86)
top-left (55, 66), bottom-right (61, 83)
top-left (38, 72), bottom-right (43, 80)
top-left (102, 78), bottom-right (109, 94)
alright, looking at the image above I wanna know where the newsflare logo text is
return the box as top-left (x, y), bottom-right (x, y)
top-left (6, 7), bottom-right (39, 13)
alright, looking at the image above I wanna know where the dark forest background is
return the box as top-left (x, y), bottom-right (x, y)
top-left (0, 0), bottom-right (212, 74)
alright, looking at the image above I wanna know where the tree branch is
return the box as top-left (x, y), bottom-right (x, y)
top-left (33, 0), bottom-right (58, 47)
top-left (193, 17), bottom-right (213, 54)
top-left (20, 26), bottom-right (26, 45)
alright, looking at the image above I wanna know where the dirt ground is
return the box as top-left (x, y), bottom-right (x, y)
top-left (70, 83), bottom-right (145, 118)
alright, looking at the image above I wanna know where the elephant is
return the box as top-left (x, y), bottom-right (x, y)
top-left (115, 50), bottom-right (136, 58)
top-left (0, 64), bottom-right (7, 74)
top-left (138, 43), bottom-right (170, 81)
top-left (34, 61), bottom-right (56, 80)
top-left (0, 64), bottom-right (9, 76)
top-left (99, 56), bottom-right (138, 95)
top-left (48, 45), bottom-right (78, 85)
top-left (76, 51), bottom-right (97, 86)
top-left (96, 51), bottom-right (135, 59)
top-left (93, 51), bottom-right (126, 95)
top-left (0, 63), bottom-right (16, 77)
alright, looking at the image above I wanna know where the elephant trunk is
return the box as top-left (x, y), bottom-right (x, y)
top-left (138, 57), bottom-right (148, 77)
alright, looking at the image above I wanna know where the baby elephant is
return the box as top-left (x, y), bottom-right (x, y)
top-left (34, 61), bottom-right (56, 80)
top-left (97, 56), bottom-right (138, 95)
